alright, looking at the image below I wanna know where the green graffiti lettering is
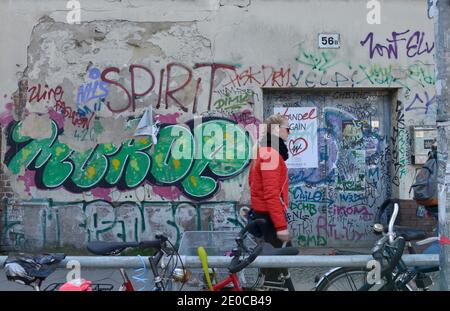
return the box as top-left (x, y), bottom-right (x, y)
top-left (182, 120), bottom-right (251, 198)
top-left (7, 121), bottom-right (59, 174)
top-left (150, 125), bottom-right (194, 184)
top-left (6, 118), bottom-right (252, 199)
top-left (71, 144), bottom-right (118, 188)
top-left (41, 141), bottom-right (73, 188)
top-left (7, 121), bottom-right (75, 188)
top-left (182, 160), bottom-right (216, 198)
top-left (106, 137), bottom-right (152, 188)
top-left (197, 120), bottom-right (250, 176)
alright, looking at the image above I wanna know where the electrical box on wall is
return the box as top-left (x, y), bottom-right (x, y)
top-left (410, 126), bottom-right (437, 165)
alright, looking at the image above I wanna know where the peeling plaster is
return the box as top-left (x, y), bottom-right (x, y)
top-left (20, 113), bottom-right (53, 139)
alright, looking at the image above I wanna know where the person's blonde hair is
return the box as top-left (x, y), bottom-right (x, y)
top-left (260, 113), bottom-right (288, 139)
top-left (251, 113), bottom-right (288, 163)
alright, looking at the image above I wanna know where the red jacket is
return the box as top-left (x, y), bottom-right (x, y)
top-left (248, 146), bottom-right (289, 231)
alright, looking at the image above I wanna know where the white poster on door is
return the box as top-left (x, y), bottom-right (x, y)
top-left (274, 107), bottom-right (318, 168)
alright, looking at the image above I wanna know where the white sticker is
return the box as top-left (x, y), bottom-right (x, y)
top-left (371, 120), bottom-right (380, 129)
top-left (318, 33), bottom-right (340, 49)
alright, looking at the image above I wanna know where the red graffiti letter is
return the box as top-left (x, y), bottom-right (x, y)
top-left (194, 63), bottom-right (236, 111)
top-left (129, 64), bottom-right (155, 112)
top-left (101, 67), bottom-right (132, 113)
top-left (165, 63), bottom-right (192, 112)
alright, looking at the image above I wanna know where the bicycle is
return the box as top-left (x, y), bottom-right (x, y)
top-left (86, 234), bottom-right (188, 291)
top-left (315, 199), bottom-right (439, 291)
top-left (3, 252), bottom-right (122, 291)
top-left (3, 235), bottom-right (187, 291)
top-left (3, 252), bottom-right (81, 291)
top-left (194, 219), bottom-right (300, 291)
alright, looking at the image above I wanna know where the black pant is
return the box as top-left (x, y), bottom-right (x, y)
top-left (249, 210), bottom-right (295, 291)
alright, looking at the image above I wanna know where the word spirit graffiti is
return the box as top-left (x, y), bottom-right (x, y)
top-left (101, 63), bottom-right (236, 113)
top-left (5, 118), bottom-right (251, 200)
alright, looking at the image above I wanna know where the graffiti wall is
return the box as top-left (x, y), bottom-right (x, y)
top-left (0, 0), bottom-right (436, 249)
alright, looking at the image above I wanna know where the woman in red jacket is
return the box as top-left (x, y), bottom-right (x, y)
top-left (248, 113), bottom-right (294, 290)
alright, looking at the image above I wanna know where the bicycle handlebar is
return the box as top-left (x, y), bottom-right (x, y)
top-left (372, 236), bottom-right (406, 278)
top-left (416, 236), bottom-right (439, 246)
top-left (139, 240), bottom-right (163, 249)
top-left (226, 219), bottom-right (267, 274)
top-left (388, 203), bottom-right (399, 243)
top-left (138, 235), bottom-right (169, 249)
top-left (238, 219), bottom-right (266, 238)
top-left (228, 244), bottom-right (263, 274)
top-left (374, 199), bottom-right (397, 227)
top-left (373, 199), bottom-right (401, 235)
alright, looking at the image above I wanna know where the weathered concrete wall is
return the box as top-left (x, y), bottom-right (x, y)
top-left (2, 200), bottom-right (247, 250)
top-left (0, 0), bottom-right (437, 250)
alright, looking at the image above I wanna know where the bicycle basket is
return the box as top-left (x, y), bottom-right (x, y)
top-left (177, 231), bottom-right (260, 290)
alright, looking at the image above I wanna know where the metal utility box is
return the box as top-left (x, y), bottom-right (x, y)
top-left (411, 126), bottom-right (437, 164)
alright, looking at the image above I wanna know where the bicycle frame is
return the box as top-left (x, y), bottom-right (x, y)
top-left (196, 242), bottom-right (290, 291)
top-left (84, 235), bottom-right (187, 291)
top-left (212, 273), bottom-right (243, 291)
top-left (118, 268), bottom-right (135, 291)
top-left (149, 249), bottom-right (166, 291)
top-left (104, 251), bottom-right (165, 291)
top-left (196, 246), bottom-right (243, 291)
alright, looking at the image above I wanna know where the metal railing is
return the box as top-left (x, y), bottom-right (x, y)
top-left (0, 254), bottom-right (441, 269)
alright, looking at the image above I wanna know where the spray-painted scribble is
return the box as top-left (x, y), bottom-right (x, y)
top-left (360, 30), bottom-right (435, 59)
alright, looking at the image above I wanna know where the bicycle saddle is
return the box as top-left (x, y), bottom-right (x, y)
top-left (87, 241), bottom-right (140, 255)
top-left (87, 240), bottom-right (162, 255)
top-left (394, 226), bottom-right (427, 241)
top-left (4, 253), bottom-right (66, 285)
top-left (260, 243), bottom-right (299, 256)
top-left (33, 253), bottom-right (66, 265)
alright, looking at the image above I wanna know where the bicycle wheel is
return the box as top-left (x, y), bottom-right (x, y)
top-left (315, 267), bottom-right (374, 291)
top-left (316, 267), bottom-right (415, 291)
